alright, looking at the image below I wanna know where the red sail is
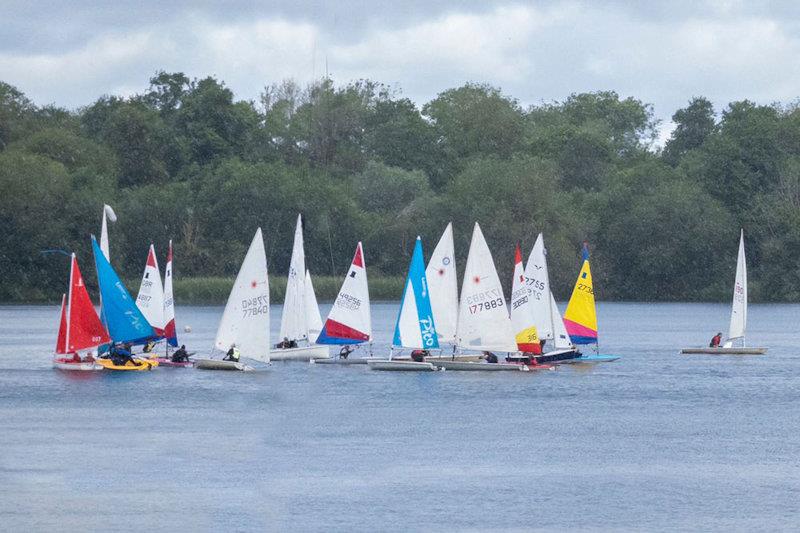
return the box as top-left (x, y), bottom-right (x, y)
top-left (55, 294), bottom-right (68, 354)
top-left (68, 256), bottom-right (111, 351)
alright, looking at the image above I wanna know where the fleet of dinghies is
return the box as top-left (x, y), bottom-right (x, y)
top-left (53, 205), bottom-right (771, 374)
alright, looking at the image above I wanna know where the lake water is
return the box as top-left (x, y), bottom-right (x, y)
top-left (1, 302), bottom-right (798, 531)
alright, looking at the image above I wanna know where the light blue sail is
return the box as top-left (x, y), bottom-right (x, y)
top-left (393, 237), bottom-right (439, 349)
top-left (91, 236), bottom-right (155, 345)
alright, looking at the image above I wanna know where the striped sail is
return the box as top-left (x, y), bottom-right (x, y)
top-left (317, 242), bottom-right (371, 345)
top-left (393, 237), bottom-right (439, 350)
top-left (563, 242), bottom-right (598, 345)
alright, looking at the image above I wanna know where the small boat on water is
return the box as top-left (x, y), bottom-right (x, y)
top-left (53, 254), bottom-right (111, 371)
top-left (680, 230), bottom-right (766, 355)
top-left (272, 214), bottom-right (330, 361)
top-left (556, 242), bottom-right (621, 364)
top-left (313, 242), bottom-right (375, 365)
top-left (369, 236), bottom-right (438, 372)
top-left (429, 223), bottom-right (548, 372)
top-left (91, 236), bottom-right (159, 370)
top-left (195, 228), bottom-right (269, 371)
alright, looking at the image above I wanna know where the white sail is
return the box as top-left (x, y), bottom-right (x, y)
top-left (550, 293), bottom-right (573, 349)
top-left (425, 222), bottom-right (458, 342)
top-left (99, 204), bottom-right (116, 262)
top-left (214, 228), bottom-right (270, 362)
top-left (727, 230), bottom-right (747, 344)
top-left (510, 245), bottom-right (540, 351)
top-left (163, 240), bottom-right (177, 345)
top-left (456, 223), bottom-right (517, 352)
top-left (304, 270), bottom-right (323, 341)
top-left (317, 242), bottom-right (371, 344)
top-left (279, 214), bottom-right (308, 343)
top-left (523, 234), bottom-right (555, 341)
top-left (135, 244), bottom-right (165, 334)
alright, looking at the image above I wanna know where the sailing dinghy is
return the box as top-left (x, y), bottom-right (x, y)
top-left (313, 242), bottom-right (376, 365)
top-left (680, 230), bottom-right (766, 355)
top-left (136, 244), bottom-right (166, 338)
top-left (272, 215), bottom-right (330, 361)
top-left (429, 223), bottom-right (548, 372)
top-left (53, 254), bottom-right (112, 370)
top-left (369, 237), bottom-right (438, 371)
top-left (561, 242), bottom-right (620, 363)
top-left (196, 228), bottom-right (270, 371)
top-left (91, 237), bottom-right (158, 370)
top-left (148, 241), bottom-right (189, 366)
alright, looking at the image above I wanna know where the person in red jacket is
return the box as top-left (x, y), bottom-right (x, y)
top-left (709, 332), bottom-right (722, 348)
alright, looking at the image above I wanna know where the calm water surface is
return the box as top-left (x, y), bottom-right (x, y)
top-left (1, 302), bottom-right (798, 531)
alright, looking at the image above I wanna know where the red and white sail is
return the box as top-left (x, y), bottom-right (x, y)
top-left (163, 240), bottom-right (177, 346)
top-left (136, 244), bottom-right (165, 337)
top-left (56, 255), bottom-right (111, 354)
top-left (510, 244), bottom-right (541, 353)
top-left (316, 242), bottom-right (371, 344)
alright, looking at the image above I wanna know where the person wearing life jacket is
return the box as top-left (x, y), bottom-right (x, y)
top-left (69, 352), bottom-right (81, 363)
top-left (339, 345), bottom-right (353, 359)
top-left (171, 345), bottom-right (190, 363)
top-left (223, 344), bottom-right (240, 362)
top-left (482, 351), bottom-right (498, 363)
top-left (410, 349), bottom-right (430, 362)
top-left (709, 332), bottom-right (722, 348)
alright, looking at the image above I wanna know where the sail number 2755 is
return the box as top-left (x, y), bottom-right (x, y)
top-left (469, 298), bottom-right (504, 314)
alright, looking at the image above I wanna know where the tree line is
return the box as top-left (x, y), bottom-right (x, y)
top-left (1, 73), bottom-right (798, 302)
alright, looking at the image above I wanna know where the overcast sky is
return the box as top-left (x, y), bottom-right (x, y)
top-left (3, 0), bottom-right (799, 140)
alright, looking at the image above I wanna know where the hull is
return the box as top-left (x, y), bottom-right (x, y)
top-left (534, 348), bottom-right (582, 364)
top-left (149, 357), bottom-right (193, 367)
top-left (53, 359), bottom-right (101, 371)
top-left (555, 354), bottom-right (621, 364)
top-left (270, 344), bottom-right (330, 361)
top-left (680, 347), bottom-right (767, 355)
top-left (367, 360), bottom-right (436, 371)
top-left (312, 357), bottom-right (381, 365)
top-left (394, 353), bottom-right (483, 363)
top-left (96, 358), bottom-right (158, 371)
top-left (194, 359), bottom-right (254, 371)
top-left (429, 360), bottom-right (537, 372)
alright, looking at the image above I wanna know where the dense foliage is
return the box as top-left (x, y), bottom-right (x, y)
top-left (1, 74), bottom-right (798, 302)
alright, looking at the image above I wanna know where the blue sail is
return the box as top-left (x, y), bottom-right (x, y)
top-left (392, 237), bottom-right (439, 349)
top-left (91, 236), bottom-right (155, 344)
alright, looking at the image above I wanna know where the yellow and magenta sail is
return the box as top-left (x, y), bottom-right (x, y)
top-left (563, 242), bottom-right (598, 345)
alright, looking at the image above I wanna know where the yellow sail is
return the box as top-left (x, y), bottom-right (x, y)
top-left (563, 243), bottom-right (598, 344)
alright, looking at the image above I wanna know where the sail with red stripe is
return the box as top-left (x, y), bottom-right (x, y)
top-left (136, 244), bottom-right (165, 337)
top-left (163, 240), bottom-right (177, 346)
top-left (316, 242), bottom-right (371, 345)
top-left (510, 244), bottom-right (541, 354)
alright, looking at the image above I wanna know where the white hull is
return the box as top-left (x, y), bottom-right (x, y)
top-left (53, 361), bottom-right (101, 371)
top-left (394, 353), bottom-right (483, 363)
top-left (312, 357), bottom-right (381, 365)
top-left (367, 360), bottom-right (436, 371)
top-left (194, 359), bottom-right (255, 371)
top-left (429, 360), bottom-right (532, 372)
top-left (270, 344), bottom-right (330, 361)
top-left (680, 347), bottom-right (767, 355)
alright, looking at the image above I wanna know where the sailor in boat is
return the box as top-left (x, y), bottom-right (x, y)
top-left (482, 351), bottom-right (498, 363)
top-left (67, 352), bottom-right (81, 364)
top-left (109, 343), bottom-right (142, 367)
top-left (223, 344), bottom-right (240, 362)
top-left (709, 332), bottom-right (722, 348)
top-left (171, 345), bottom-right (191, 363)
top-left (339, 345), bottom-right (354, 359)
top-left (276, 337), bottom-right (298, 349)
top-left (410, 349), bottom-right (430, 362)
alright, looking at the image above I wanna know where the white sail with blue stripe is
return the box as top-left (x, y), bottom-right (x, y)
top-left (392, 237), bottom-right (439, 350)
